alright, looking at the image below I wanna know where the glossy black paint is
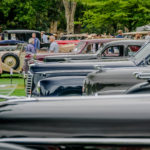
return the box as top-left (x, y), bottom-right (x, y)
top-left (28, 41), bottom-right (150, 97)
top-left (1, 95), bottom-right (150, 139)
top-left (126, 81), bottom-right (150, 94)
top-left (0, 143), bottom-right (33, 150)
top-left (39, 76), bottom-right (85, 96)
top-left (30, 70), bottom-right (93, 96)
top-left (84, 66), bottom-right (150, 95)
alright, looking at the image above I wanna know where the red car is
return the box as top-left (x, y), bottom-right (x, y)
top-left (56, 40), bottom-right (79, 46)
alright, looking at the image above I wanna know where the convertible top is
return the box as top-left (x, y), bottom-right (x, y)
top-left (0, 40), bottom-right (24, 45)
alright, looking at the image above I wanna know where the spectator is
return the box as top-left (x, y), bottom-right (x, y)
top-left (0, 34), bottom-right (2, 41)
top-left (116, 30), bottom-right (123, 38)
top-left (32, 33), bottom-right (40, 50)
top-left (41, 31), bottom-right (48, 43)
top-left (26, 38), bottom-right (36, 54)
top-left (134, 33), bottom-right (141, 40)
top-left (145, 32), bottom-right (150, 40)
top-left (49, 35), bottom-right (59, 53)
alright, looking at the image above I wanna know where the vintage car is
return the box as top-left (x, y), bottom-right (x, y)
top-left (45, 39), bottom-right (145, 62)
top-left (2, 30), bottom-right (41, 42)
top-left (27, 40), bottom-right (150, 96)
top-left (26, 38), bottom-right (123, 62)
top-left (27, 69), bottom-right (93, 96)
top-left (90, 72), bottom-right (150, 95)
top-left (1, 95), bottom-right (150, 150)
top-left (23, 39), bottom-right (126, 73)
top-left (83, 41), bottom-right (150, 95)
top-left (0, 43), bottom-right (27, 72)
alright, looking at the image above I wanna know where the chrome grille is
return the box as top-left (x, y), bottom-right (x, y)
top-left (26, 73), bottom-right (33, 96)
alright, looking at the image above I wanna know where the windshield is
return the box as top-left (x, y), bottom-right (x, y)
top-left (133, 42), bottom-right (150, 65)
top-left (73, 41), bottom-right (86, 53)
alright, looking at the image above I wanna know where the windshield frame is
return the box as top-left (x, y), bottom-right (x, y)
top-left (132, 41), bottom-right (150, 65)
top-left (73, 41), bottom-right (86, 53)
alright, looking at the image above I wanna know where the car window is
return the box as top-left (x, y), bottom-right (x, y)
top-left (82, 43), bottom-right (100, 54)
top-left (83, 44), bottom-right (92, 54)
top-left (102, 45), bottom-right (124, 57)
top-left (127, 45), bottom-right (141, 56)
top-left (3, 33), bottom-right (8, 40)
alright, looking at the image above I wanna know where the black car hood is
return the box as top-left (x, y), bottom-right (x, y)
top-left (1, 95), bottom-right (150, 138)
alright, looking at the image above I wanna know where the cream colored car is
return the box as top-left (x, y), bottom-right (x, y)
top-left (0, 44), bottom-right (27, 73)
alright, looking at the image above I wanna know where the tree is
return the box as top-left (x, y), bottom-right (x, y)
top-left (79, 0), bottom-right (150, 34)
top-left (63, 0), bottom-right (77, 34)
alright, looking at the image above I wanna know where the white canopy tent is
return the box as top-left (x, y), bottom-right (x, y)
top-left (136, 24), bottom-right (150, 31)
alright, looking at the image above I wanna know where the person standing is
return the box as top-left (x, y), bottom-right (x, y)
top-left (134, 33), bottom-right (142, 40)
top-left (49, 36), bottom-right (59, 53)
top-left (0, 34), bottom-right (3, 41)
top-left (24, 38), bottom-right (36, 73)
top-left (116, 30), bottom-right (124, 38)
top-left (145, 32), bottom-right (150, 40)
top-left (41, 31), bottom-right (48, 43)
top-left (26, 38), bottom-right (36, 54)
top-left (32, 33), bottom-right (40, 51)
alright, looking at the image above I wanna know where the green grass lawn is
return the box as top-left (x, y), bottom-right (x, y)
top-left (0, 74), bottom-right (26, 96)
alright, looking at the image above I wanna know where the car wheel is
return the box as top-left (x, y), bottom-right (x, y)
top-left (1, 53), bottom-right (20, 70)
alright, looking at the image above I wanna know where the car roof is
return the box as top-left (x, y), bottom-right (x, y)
top-left (79, 38), bottom-right (124, 44)
top-left (2, 30), bottom-right (40, 34)
top-left (103, 39), bottom-right (146, 47)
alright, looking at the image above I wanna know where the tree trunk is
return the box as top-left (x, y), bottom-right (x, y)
top-left (50, 21), bottom-right (58, 33)
top-left (63, 0), bottom-right (77, 34)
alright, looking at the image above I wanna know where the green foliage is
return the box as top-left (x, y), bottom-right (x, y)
top-left (80, 0), bottom-right (150, 34)
top-left (0, 74), bottom-right (26, 96)
top-left (0, 0), bottom-right (150, 33)
top-left (0, 0), bottom-right (64, 31)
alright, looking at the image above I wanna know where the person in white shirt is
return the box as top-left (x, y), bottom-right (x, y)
top-left (49, 36), bottom-right (59, 53)
top-left (41, 31), bottom-right (48, 43)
